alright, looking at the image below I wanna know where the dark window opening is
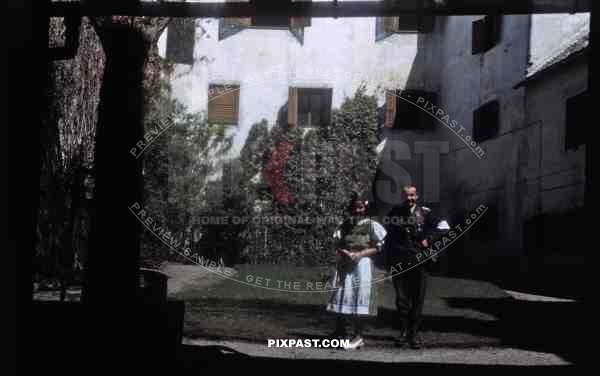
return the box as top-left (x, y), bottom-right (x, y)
top-left (472, 15), bottom-right (502, 54)
top-left (252, 0), bottom-right (291, 28)
top-left (296, 88), bottom-right (332, 127)
top-left (473, 100), bottom-right (500, 142)
top-left (565, 90), bottom-right (588, 150)
top-left (251, 15), bottom-right (290, 28)
top-left (393, 90), bottom-right (438, 131)
top-left (166, 18), bottom-right (196, 65)
top-left (376, 14), bottom-right (434, 40)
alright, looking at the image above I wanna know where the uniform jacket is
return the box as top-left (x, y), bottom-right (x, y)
top-left (383, 203), bottom-right (439, 263)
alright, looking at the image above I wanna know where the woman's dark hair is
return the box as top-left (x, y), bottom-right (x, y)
top-left (346, 190), bottom-right (368, 214)
top-left (339, 191), bottom-right (369, 234)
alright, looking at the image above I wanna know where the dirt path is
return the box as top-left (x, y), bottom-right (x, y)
top-left (160, 262), bottom-right (233, 295)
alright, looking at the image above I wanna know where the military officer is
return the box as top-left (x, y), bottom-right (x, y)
top-left (384, 183), bottom-right (441, 349)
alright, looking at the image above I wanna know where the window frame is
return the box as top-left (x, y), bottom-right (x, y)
top-left (218, 0), bottom-right (310, 43)
top-left (288, 87), bottom-right (333, 128)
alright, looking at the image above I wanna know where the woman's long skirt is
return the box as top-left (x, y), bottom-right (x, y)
top-left (326, 257), bottom-right (378, 316)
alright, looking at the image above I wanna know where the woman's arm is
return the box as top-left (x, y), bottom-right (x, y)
top-left (349, 241), bottom-right (378, 262)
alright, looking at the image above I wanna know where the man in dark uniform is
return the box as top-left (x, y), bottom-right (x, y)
top-left (384, 183), bottom-right (440, 349)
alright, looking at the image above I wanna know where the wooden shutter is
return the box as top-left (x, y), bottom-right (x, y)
top-left (288, 87), bottom-right (298, 128)
top-left (166, 18), bottom-right (195, 65)
top-left (383, 17), bottom-right (399, 33)
top-left (384, 90), bottom-right (397, 128)
top-left (208, 85), bottom-right (239, 125)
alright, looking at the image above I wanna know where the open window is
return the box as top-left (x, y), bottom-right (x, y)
top-left (565, 90), bottom-right (588, 150)
top-left (219, 0), bottom-right (311, 44)
top-left (376, 14), bottom-right (434, 41)
top-left (166, 18), bottom-right (195, 65)
top-left (384, 89), bottom-right (437, 131)
top-left (208, 84), bottom-right (240, 125)
top-left (288, 87), bottom-right (332, 128)
top-left (473, 99), bottom-right (500, 142)
top-left (472, 15), bottom-right (502, 54)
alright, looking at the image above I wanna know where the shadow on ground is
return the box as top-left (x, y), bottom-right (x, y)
top-left (23, 298), bottom-right (583, 374)
top-left (443, 297), bottom-right (586, 364)
top-left (174, 344), bottom-right (573, 371)
top-left (181, 297), bottom-right (584, 364)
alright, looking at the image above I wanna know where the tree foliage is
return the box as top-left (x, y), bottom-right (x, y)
top-left (238, 84), bottom-right (381, 265)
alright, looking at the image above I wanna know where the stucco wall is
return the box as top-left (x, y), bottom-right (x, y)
top-left (158, 0), bottom-right (420, 156)
top-left (520, 60), bottom-right (587, 217)
top-left (528, 12), bottom-right (590, 75)
top-left (374, 15), bottom-right (531, 231)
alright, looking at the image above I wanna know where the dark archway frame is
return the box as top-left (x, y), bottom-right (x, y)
top-left (10, 0), bottom-right (592, 371)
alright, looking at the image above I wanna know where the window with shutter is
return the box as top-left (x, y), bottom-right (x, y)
top-left (384, 90), bottom-right (397, 128)
top-left (472, 18), bottom-right (486, 54)
top-left (393, 90), bottom-right (437, 131)
top-left (218, 0), bottom-right (310, 43)
top-left (565, 90), bottom-right (588, 150)
top-left (208, 84), bottom-right (240, 125)
top-left (291, 88), bottom-right (332, 128)
top-left (166, 18), bottom-right (195, 65)
top-left (472, 15), bottom-right (502, 54)
top-left (473, 100), bottom-right (500, 142)
top-left (288, 87), bottom-right (298, 128)
top-left (376, 14), bottom-right (435, 41)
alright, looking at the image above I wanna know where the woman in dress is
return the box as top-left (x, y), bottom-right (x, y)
top-left (326, 191), bottom-right (387, 350)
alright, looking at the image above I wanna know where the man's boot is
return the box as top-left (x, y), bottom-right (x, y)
top-left (393, 318), bottom-right (408, 347)
top-left (406, 328), bottom-right (422, 349)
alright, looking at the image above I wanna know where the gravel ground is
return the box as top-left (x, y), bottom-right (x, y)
top-left (181, 337), bottom-right (571, 365)
top-left (160, 262), bottom-right (235, 295)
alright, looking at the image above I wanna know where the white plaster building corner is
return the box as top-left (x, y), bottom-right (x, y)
top-left (527, 12), bottom-right (590, 78)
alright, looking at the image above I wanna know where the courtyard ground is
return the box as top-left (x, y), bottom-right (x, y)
top-left (161, 262), bottom-right (583, 366)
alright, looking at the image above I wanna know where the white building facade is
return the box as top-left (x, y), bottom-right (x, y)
top-left (158, 0), bottom-right (433, 156)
